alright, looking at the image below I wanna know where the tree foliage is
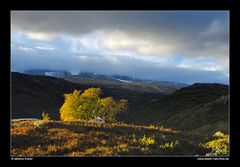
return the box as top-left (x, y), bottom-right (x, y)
top-left (60, 90), bottom-right (82, 121)
top-left (60, 88), bottom-right (128, 122)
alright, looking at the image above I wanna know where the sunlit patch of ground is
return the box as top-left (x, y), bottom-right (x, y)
top-left (11, 120), bottom-right (211, 157)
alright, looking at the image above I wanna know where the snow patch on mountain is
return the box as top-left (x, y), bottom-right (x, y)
top-left (114, 78), bottom-right (133, 83)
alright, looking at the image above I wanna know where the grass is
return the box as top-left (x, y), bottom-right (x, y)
top-left (11, 120), bottom-right (218, 157)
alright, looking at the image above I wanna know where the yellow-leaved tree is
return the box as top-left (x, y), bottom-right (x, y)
top-left (60, 88), bottom-right (128, 122)
top-left (60, 89), bottom-right (82, 121)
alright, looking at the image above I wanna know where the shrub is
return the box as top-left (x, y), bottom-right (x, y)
top-left (159, 140), bottom-right (179, 150)
top-left (33, 121), bottom-right (46, 127)
top-left (201, 131), bottom-right (229, 156)
top-left (213, 131), bottom-right (225, 138)
top-left (115, 144), bottom-right (129, 153)
top-left (42, 111), bottom-right (51, 121)
top-left (139, 135), bottom-right (155, 146)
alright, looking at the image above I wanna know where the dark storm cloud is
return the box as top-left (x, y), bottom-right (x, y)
top-left (11, 11), bottom-right (228, 36)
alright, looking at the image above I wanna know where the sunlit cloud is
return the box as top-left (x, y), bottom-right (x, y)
top-left (101, 30), bottom-right (175, 56)
top-left (26, 32), bottom-right (56, 41)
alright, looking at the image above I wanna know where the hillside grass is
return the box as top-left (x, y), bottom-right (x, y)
top-left (11, 120), bottom-right (213, 157)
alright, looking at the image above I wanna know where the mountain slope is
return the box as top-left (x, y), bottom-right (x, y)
top-left (128, 83), bottom-right (229, 134)
top-left (12, 72), bottom-right (82, 119)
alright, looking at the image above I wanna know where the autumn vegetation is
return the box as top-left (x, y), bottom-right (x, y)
top-left (201, 131), bottom-right (229, 156)
top-left (11, 120), bottom-right (190, 156)
top-left (11, 119), bottom-right (229, 156)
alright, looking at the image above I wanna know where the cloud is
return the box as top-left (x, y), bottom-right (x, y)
top-left (60, 28), bottom-right (228, 75)
top-left (35, 46), bottom-right (54, 50)
top-left (18, 46), bottom-right (35, 52)
top-left (26, 32), bottom-right (56, 41)
top-left (66, 32), bottom-right (104, 54)
top-left (11, 44), bottom-right (229, 84)
top-left (102, 55), bottom-right (120, 65)
top-left (200, 19), bottom-right (225, 38)
top-left (11, 11), bottom-right (229, 84)
top-left (101, 30), bottom-right (174, 56)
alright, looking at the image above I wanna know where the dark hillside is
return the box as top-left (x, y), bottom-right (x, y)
top-left (127, 83), bottom-right (229, 134)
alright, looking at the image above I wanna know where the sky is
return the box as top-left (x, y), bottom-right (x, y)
top-left (11, 11), bottom-right (229, 84)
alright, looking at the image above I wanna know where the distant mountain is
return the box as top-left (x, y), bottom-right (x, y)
top-left (126, 83), bottom-right (229, 134)
top-left (24, 69), bottom-right (72, 77)
top-left (63, 75), bottom-right (187, 94)
top-left (77, 72), bottom-right (115, 81)
top-left (77, 72), bottom-right (189, 88)
top-left (20, 69), bottom-right (189, 92)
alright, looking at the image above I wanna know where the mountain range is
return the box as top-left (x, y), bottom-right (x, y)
top-left (24, 69), bottom-right (72, 77)
top-left (22, 69), bottom-right (188, 93)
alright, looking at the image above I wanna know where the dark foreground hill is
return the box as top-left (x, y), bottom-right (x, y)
top-left (127, 83), bottom-right (229, 134)
top-left (12, 72), bottom-right (80, 119)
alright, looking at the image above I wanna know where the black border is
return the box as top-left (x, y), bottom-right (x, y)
top-left (1, 0), bottom-right (239, 162)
